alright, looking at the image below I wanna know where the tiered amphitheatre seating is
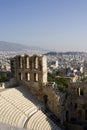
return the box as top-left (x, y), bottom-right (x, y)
top-left (0, 86), bottom-right (61, 130)
top-left (26, 110), bottom-right (61, 130)
top-left (0, 122), bottom-right (26, 130)
top-left (1, 88), bottom-right (37, 106)
top-left (0, 87), bottom-right (38, 128)
top-left (0, 96), bottom-right (27, 127)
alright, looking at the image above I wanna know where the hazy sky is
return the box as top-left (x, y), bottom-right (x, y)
top-left (0, 0), bottom-right (87, 52)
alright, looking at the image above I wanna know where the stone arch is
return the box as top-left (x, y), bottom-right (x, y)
top-left (18, 56), bottom-right (23, 68)
top-left (77, 87), bottom-right (84, 96)
top-left (85, 109), bottom-right (87, 120)
top-left (25, 55), bottom-right (29, 68)
top-left (19, 72), bottom-right (23, 80)
top-left (25, 72), bottom-right (30, 81)
top-left (66, 110), bottom-right (69, 122)
top-left (34, 73), bottom-right (38, 82)
top-left (34, 56), bottom-right (38, 69)
top-left (43, 95), bottom-right (48, 110)
top-left (78, 109), bottom-right (82, 120)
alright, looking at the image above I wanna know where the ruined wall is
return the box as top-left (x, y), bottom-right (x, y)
top-left (68, 82), bottom-right (87, 121)
top-left (11, 54), bottom-right (66, 120)
top-left (11, 54), bottom-right (47, 91)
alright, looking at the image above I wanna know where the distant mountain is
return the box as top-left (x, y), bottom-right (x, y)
top-left (0, 41), bottom-right (27, 51)
top-left (0, 41), bottom-right (46, 53)
top-left (45, 51), bottom-right (58, 55)
top-left (45, 51), bottom-right (87, 56)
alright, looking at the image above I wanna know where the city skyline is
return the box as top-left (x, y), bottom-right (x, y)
top-left (0, 0), bottom-right (87, 52)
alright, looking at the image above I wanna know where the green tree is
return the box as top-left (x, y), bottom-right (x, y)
top-left (0, 73), bottom-right (8, 82)
top-left (48, 72), bottom-right (68, 91)
top-left (56, 77), bottom-right (68, 91)
top-left (47, 72), bottom-right (55, 82)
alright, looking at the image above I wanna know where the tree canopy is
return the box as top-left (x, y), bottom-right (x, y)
top-left (0, 73), bottom-right (9, 82)
top-left (47, 72), bottom-right (68, 91)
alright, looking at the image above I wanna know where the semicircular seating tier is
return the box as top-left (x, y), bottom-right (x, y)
top-left (0, 86), bottom-right (61, 130)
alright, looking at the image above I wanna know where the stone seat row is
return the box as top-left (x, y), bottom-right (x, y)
top-left (1, 95), bottom-right (35, 113)
top-left (0, 86), bottom-right (61, 130)
top-left (26, 110), bottom-right (61, 130)
top-left (0, 90), bottom-right (38, 128)
top-left (0, 96), bottom-right (26, 126)
top-left (0, 88), bottom-right (42, 115)
top-left (1, 87), bottom-right (43, 107)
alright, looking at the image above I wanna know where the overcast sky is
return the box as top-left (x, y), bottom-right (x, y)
top-left (0, 0), bottom-right (87, 52)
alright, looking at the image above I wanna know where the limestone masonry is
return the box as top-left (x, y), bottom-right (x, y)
top-left (11, 54), bottom-right (87, 124)
top-left (10, 54), bottom-right (62, 120)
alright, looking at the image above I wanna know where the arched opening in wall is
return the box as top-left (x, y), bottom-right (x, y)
top-left (34, 57), bottom-right (38, 69)
top-left (18, 56), bottom-right (23, 68)
top-left (34, 73), bottom-right (38, 82)
top-left (25, 56), bottom-right (29, 68)
top-left (80, 89), bottom-right (83, 96)
top-left (25, 72), bottom-right (30, 81)
top-left (29, 58), bottom-right (32, 70)
top-left (85, 109), bottom-right (87, 120)
top-left (78, 110), bottom-right (82, 120)
top-left (19, 73), bottom-right (23, 80)
top-left (43, 95), bottom-right (48, 111)
top-left (66, 110), bottom-right (69, 122)
top-left (74, 103), bottom-right (77, 110)
top-left (77, 88), bottom-right (84, 96)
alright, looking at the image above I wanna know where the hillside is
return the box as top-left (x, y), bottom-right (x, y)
top-left (0, 41), bottom-right (46, 53)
